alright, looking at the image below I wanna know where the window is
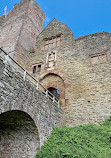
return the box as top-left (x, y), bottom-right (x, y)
top-left (89, 53), bottom-right (108, 65)
top-left (32, 64), bottom-right (42, 74)
top-left (33, 65), bottom-right (37, 73)
top-left (42, 34), bottom-right (62, 51)
top-left (37, 65), bottom-right (41, 72)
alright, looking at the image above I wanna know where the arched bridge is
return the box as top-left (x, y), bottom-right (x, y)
top-left (0, 49), bottom-right (63, 158)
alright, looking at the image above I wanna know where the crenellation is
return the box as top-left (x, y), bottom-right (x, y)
top-left (75, 31), bottom-right (111, 41)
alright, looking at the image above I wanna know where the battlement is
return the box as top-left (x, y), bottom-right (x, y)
top-left (75, 31), bottom-right (111, 41)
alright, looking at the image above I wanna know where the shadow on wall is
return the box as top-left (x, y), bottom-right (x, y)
top-left (0, 110), bottom-right (40, 158)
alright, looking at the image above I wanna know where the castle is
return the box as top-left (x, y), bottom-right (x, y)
top-left (0, 0), bottom-right (111, 157)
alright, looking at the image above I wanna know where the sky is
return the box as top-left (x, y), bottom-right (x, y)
top-left (0, 0), bottom-right (111, 37)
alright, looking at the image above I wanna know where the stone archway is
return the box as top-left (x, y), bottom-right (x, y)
top-left (0, 58), bottom-right (63, 157)
top-left (39, 72), bottom-right (68, 107)
top-left (47, 87), bottom-right (60, 100)
top-left (0, 110), bottom-right (40, 158)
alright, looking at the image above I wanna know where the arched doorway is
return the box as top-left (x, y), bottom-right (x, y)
top-left (47, 87), bottom-right (60, 100)
top-left (0, 110), bottom-right (40, 158)
top-left (40, 73), bottom-right (66, 106)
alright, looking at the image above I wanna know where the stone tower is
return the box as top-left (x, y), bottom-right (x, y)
top-left (0, 0), bottom-right (45, 61)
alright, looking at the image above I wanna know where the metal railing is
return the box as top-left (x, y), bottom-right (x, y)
top-left (0, 48), bottom-right (60, 108)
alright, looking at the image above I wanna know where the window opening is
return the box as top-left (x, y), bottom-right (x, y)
top-left (33, 65), bottom-right (36, 73)
top-left (47, 87), bottom-right (60, 100)
top-left (37, 65), bottom-right (41, 72)
top-left (43, 34), bottom-right (62, 51)
top-left (89, 53), bottom-right (108, 65)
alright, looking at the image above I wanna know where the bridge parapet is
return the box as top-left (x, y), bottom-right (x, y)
top-left (0, 48), bottom-right (60, 107)
top-left (0, 49), bottom-right (63, 149)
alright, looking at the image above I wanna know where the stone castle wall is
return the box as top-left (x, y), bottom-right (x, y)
top-left (25, 19), bottom-right (111, 126)
top-left (0, 0), bottom-right (111, 130)
top-left (0, 0), bottom-right (111, 156)
top-left (0, 111), bottom-right (40, 158)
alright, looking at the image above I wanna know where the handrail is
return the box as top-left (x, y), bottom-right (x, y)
top-left (0, 48), bottom-right (60, 108)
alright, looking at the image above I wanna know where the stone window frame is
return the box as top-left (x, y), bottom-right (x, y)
top-left (89, 52), bottom-right (108, 65)
top-left (37, 64), bottom-right (42, 72)
top-left (32, 64), bottom-right (42, 74)
top-left (42, 34), bottom-right (63, 51)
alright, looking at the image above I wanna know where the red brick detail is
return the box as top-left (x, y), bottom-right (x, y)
top-left (39, 70), bottom-right (68, 86)
top-left (65, 83), bottom-right (69, 88)
top-left (39, 71), bottom-right (69, 106)
top-left (60, 94), bottom-right (64, 99)
top-left (89, 52), bottom-right (108, 65)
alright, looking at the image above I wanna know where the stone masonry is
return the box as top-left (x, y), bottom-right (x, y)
top-left (0, 0), bottom-right (111, 157)
top-left (25, 19), bottom-right (111, 126)
top-left (0, 56), bottom-right (62, 158)
top-left (0, 0), bottom-right (45, 61)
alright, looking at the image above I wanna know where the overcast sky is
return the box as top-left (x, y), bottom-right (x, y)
top-left (0, 0), bottom-right (111, 37)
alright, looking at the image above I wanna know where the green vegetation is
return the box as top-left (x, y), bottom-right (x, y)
top-left (36, 117), bottom-right (111, 158)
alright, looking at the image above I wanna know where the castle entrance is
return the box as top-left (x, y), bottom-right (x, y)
top-left (40, 73), bottom-right (66, 106)
top-left (47, 87), bottom-right (60, 100)
top-left (0, 110), bottom-right (40, 158)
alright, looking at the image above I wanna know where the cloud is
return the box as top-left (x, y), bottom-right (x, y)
top-left (45, 16), bottom-right (50, 23)
top-left (44, 14), bottom-right (51, 27)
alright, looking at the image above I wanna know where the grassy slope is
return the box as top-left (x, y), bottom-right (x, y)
top-left (36, 117), bottom-right (111, 158)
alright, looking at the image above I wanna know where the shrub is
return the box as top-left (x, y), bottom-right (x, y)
top-left (36, 117), bottom-right (111, 158)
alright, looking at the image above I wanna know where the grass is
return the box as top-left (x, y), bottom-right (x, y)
top-left (36, 117), bottom-right (111, 158)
